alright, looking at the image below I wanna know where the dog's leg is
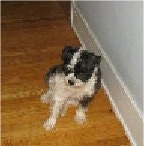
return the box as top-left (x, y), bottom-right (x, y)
top-left (74, 105), bottom-right (87, 124)
top-left (74, 96), bottom-right (92, 124)
top-left (41, 77), bottom-right (54, 104)
top-left (40, 90), bottom-right (53, 104)
top-left (60, 103), bottom-right (68, 117)
top-left (43, 101), bottom-right (63, 130)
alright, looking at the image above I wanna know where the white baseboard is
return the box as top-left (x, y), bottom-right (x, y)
top-left (71, 4), bottom-right (143, 146)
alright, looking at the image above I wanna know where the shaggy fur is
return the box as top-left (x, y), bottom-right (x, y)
top-left (41, 46), bottom-right (101, 130)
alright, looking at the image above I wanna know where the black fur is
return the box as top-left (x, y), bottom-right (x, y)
top-left (74, 51), bottom-right (101, 82)
top-left (79, 67), bottom-right (101, 108)
top-left (79, 96), bottom-right (93, 107)
top-left (95, 67), bottom-right (101, 93)
top-left (45, 46), bottom-right (101, 107)
top-left (61, 46), bottom-right (79, 65)
top-left (45, 64), bottom-right (64, 84)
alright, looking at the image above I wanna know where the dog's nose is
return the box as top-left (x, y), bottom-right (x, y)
top-left (68, 80), bottom-right (74, 85)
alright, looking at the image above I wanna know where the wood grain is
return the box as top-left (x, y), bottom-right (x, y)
top-left (1, 2), bottom-right (130, 146)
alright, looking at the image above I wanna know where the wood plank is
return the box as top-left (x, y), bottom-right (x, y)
top-left (1, 89), bottom-right (130, 146)
top-left (2, 19), bottom-right (80, 100)
top-left (1, 1), bottom-right (66, 24)
top-left (1, 2), bottom-right (130, 146)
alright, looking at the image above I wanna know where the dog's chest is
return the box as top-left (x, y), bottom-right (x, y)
top-left (53, 73), bottom-right (96, 100)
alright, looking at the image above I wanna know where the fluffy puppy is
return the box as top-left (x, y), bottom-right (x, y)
top-left (41, 46), bottom-right (101, 130)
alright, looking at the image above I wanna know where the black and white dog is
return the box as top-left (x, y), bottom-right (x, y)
top-left (41, 46), bottom-right (101, 130)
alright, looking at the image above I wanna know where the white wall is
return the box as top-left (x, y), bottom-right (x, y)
top-left (75, 1), bottom-right (143, 114)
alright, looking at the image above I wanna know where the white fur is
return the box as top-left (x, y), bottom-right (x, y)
top-left (75, 107), bottom-right (87, 124)
top-left (68, 49), bottom-right (81, 69)
top-left (41, 48), bottom-right (99, 130)
top-left (41, 69), bottom-right (97, 130)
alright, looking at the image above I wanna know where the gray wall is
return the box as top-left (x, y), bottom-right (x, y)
top-left (75, 1), bottom-right (143, 113)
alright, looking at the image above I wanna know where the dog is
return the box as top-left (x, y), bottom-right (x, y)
top-left (41, 46), bottom-right (101, 130)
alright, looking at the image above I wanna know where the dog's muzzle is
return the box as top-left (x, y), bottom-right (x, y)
top-left (68, 80), bottom-right (74, 85)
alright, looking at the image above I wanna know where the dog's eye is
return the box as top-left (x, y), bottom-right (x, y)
top-left (68, 67), bottom-right (71, 71)
top-left (65, 66), bottom-right (73, 74)
top-left (67, 65), bottom-right (72, 70)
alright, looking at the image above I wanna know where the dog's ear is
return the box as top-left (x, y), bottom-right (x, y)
top-left (88, 54), bottom-right (101, 66)
top-left (61, 46), bottom-right (78, 64)
top-left (95, 55), bottom-right (101, 65)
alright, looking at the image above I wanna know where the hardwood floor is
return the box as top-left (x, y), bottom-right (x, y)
top-left (1, 2), bottom-right (130, 146)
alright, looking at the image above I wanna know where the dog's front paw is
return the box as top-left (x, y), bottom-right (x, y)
top-left (43, 118), bottom-right (56, 130)
top-left (74, 111), bottom-right (86, 124)
top-left (41, 93), bottom-right (49, 104)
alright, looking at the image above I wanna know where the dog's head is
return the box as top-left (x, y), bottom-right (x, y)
top-left (61, 46), bottom-right (101, 86)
